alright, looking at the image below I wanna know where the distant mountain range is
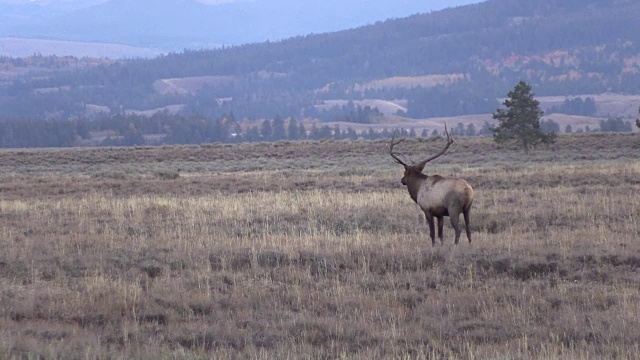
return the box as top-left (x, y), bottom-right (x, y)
top-left (1, 0), bottom-right (640, 126)
top-left (0, 0), bottom-right (477, 53)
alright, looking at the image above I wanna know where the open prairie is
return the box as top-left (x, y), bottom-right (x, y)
top-left (0, 134), bottom-right (639, 359)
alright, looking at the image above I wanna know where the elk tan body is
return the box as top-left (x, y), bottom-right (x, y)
top-left (390, 126), bottom-right (474, 245)
top-left (410, 174), bottom-right (473, 245)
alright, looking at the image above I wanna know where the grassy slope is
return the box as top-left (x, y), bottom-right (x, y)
top-left (0, 133), bottom-right (639, 358)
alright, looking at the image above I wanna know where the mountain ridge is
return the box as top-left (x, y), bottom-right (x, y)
top-left (1, 0), bottom-right (478, 51)
top-left (1, 0), bottom-right (639, 124)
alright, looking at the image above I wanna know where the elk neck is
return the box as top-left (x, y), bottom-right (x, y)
top-left (406, 173), bottom-right (428, 203)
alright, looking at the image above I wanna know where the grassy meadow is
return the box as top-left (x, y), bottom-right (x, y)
top-left (0, 133), bottom-right (639, 359)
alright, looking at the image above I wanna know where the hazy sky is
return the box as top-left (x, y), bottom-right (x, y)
top-left (0, 0), bottom-right (239, 3)
top-left (0, 0), bottom-right (483, 55)
top-left (0, 0), bottom-right (478, 5)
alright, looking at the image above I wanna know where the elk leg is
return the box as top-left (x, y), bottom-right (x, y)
top-left (425, 214), bottom-right (436, 246)
top-left (437, 216), bottom-right (444, 245)
top-left (463, 208), bottom-right (472, 243)
top-left (450, 212), bottom-right (462, 245)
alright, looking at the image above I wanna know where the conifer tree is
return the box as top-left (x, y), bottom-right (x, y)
top-left (272, 115), bottom-right (286, 141)
top-left (298, 122), bottom-right (307, 140)
top-left (260, 119), bottom-right (273, 140)
top-left (287, 117), bottom-right (299, 140)
top-left (492, 81), bottom-right (556, 152)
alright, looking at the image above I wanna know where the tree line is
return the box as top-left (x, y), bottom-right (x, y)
top-left (0, 112), bottom-right (633, 149)
top-left (0, 113), bottom-right (432, 148)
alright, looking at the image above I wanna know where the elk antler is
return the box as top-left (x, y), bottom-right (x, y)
top-left (415, 123), bottom-right (455, 168)
top-left (388, 130), bottom-right (409, 167)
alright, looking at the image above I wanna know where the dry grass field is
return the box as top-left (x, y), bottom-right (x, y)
top-left (0, 133), bottom-right (639, 359)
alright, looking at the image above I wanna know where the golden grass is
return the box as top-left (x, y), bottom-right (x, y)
top-left (0, 134), bottom-right (639, 358)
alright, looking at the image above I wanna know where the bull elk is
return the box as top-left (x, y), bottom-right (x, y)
top-left (389, 125), bottom-right (474, 245)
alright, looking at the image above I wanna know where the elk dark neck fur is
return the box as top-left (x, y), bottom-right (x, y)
top-left (406, 173), bottom-right (428, 203)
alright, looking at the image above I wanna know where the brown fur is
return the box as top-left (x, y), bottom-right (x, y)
top-left (389, 126), bottom-right (474, 245)
top-left (401, 165), bottom-right (474, 245)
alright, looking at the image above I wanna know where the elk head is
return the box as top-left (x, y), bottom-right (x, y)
top-left (388, 124), bottom-right (455, 186)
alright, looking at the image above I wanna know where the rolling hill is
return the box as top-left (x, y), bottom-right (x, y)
top-left (0, 37), bottom-right (163, 58)
top-left (1, 0), bottom-right (478, 51)
top-left (1, 0), bottom-right (639, 131)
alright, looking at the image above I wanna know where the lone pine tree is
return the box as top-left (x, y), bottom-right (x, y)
top-left (492, 81), bottom-right (556, 152)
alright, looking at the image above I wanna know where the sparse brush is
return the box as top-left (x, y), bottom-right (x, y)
top-left (0, 134), bottom-right (639, 358)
